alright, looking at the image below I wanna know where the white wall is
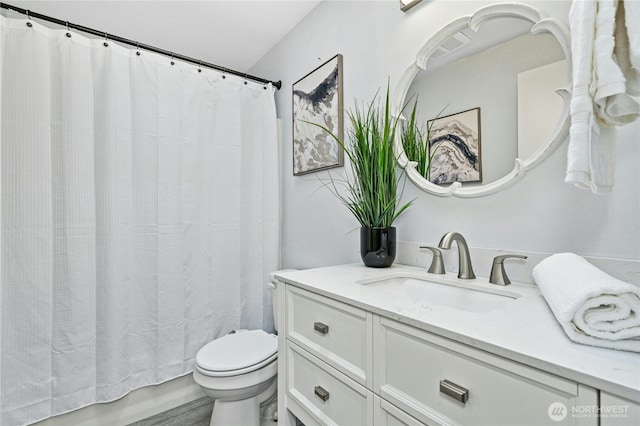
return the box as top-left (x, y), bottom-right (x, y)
top-left (249, 0), bottom-right (640, 270)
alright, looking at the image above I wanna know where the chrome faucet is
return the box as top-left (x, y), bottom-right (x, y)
top-left (438, 232), bottom-right (476, 279)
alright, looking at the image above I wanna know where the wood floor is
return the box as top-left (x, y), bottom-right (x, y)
top-left (127, 396), bottom-right (281, 426)
top-left (127, 397), bottom-right (213, 426)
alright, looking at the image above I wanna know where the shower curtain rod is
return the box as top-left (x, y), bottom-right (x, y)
top-left (0, 2), bottom-right (282, 90)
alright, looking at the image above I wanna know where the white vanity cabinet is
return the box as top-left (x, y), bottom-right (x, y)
top-left (279, 281), bottom-right (629, 426)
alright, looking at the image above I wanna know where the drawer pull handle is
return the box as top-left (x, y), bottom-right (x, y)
top-left (440, 379), bottom-right (469, 404)
top-left (314, 385), bottom-right (330, 402)
top-left (314, 322), bottom-right (329, 334)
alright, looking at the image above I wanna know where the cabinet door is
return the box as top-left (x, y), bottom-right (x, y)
top-left (286, 341), bottom-right (374, 426)
top-left (600, 392), bottom-right (640, 426)
top-left (374, 395), bottom-right (427, 426)
top-left (374, 316), bottom-right (598, 426)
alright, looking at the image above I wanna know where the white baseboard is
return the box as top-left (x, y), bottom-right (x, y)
top-left (33, 375), bottom-right (206, 426)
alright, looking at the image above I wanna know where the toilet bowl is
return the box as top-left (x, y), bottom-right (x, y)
top-left (193, 329), bottom-right (278, 426)
top-left (194, 271), bottom-right (291, 426)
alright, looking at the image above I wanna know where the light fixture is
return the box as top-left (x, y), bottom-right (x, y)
top-left (400, 0), bottom-right (423, 12)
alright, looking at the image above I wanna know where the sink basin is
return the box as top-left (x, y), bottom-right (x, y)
top-left (357, 273), bottom-right (521, 313)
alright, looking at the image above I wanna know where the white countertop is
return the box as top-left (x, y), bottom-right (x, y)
top-left (274, 263), bottom-right (640, 402)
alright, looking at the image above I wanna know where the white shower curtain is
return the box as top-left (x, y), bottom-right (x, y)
top-left (0, 16), bottom-right (280, 426)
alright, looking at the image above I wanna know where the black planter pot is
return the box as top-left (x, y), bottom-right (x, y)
top-left (360, 227), bottom-right (396, 268)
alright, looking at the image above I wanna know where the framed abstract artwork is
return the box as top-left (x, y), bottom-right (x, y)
top-left (292, 54), bottom-right (343, 175)
top-left (428, 107), bottom-right (482, 184)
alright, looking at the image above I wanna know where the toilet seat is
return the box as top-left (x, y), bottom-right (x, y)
top-left (195, 330), bottom-right (277, 377)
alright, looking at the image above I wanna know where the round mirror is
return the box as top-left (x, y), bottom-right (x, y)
top-left (393, 3), bottom-right (571, 197)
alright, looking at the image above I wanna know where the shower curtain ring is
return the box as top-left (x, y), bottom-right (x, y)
top-left (103, 32), bottom-right (108, 47)
top-left (198, 60), bottom-right (202, 73)
top-left (26, 10), bottom-right (33, 27)
top-left (136, 42), bottom-right (141, 56)
top-left (65, 21), bottom-right (71, 38)
top-left (222, 67), bottom-right (227, 79)
top-left (244, 73), bottom-right (248, 85)
top-left (170, 53), bottom-right (175, 66)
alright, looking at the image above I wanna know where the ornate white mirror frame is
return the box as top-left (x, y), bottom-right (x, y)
top-left (393, 3), bottom-right (571, 198)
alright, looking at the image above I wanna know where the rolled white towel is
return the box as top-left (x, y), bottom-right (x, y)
top-left (533, 253), bottom-right (640, 352)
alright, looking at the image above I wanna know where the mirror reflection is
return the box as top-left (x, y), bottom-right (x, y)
top-left (398, 9), bottom-right (569, 195)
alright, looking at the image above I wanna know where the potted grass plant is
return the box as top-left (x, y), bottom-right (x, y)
top-left (311, 86), bottom-right (412, 267)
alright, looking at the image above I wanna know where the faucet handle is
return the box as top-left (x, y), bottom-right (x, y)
top-left (489, 254), bottom-right (527, 286)
top-left (420, 246), bottom-right (445, 274)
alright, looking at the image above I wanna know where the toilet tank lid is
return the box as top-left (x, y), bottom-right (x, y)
top-left (196, 330), bottom-right (277, 372)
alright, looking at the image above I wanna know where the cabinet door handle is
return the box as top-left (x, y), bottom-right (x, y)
top-left (314, 385), bottom-right (330, 401)
top-left (440, 379), bottom-right (469, 404)
top-left (314, 322), bottom-right (329, 334)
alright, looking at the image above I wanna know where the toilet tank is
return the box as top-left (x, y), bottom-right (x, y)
top-left (269, 270), bottom-right (296, 334)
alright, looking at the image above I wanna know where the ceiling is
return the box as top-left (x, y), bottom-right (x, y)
top-left (3, 0), bottom-right (323, 72)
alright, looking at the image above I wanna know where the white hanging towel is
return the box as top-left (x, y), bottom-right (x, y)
top-left (593, 0), bottom-right (640, 124)
top-left (566, 0), bottom-right (607, 192)
top-left (533, 253), bottom-right (640, 353)
top-left (565, 0), bottom-right (640, 193)
top-left (624, 0), bottom-right (640, 86)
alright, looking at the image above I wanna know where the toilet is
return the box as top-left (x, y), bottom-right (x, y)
top-left (193, 274), bottom-right (285, 426)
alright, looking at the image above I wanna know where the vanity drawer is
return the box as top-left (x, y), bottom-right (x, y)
top-left (374, 316), bottom-right (598, 426)
top-left (286, 285), bottom-right (372, 385)
top-left (286, 341), bottom-right (374, 426)
top-left (374, 395), bottom-right (426, 426)
top-left (600, 392), bottom-right (640, 426)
